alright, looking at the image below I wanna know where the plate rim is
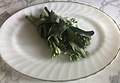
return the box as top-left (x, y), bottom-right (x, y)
top-left (0, 1), bottom-right (120, 82)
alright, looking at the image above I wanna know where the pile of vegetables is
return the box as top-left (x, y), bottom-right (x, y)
top-left (25, 7), bottom-right (94, 61)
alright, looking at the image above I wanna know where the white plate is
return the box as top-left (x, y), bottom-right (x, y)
top-left (0, 2), bottom-right (120, 82)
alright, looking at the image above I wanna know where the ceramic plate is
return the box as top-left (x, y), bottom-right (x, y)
top-left (0, 2), bottom-right (120, 82)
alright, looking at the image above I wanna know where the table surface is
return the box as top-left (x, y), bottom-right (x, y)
top-left (0, 0), bottom-right (120, 83)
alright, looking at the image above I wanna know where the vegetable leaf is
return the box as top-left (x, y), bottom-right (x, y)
top-left (25, 7), bottom-right (94, 61)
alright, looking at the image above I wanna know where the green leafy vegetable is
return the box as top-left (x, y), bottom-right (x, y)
top-left (25, 7), bottom-right (94, 61)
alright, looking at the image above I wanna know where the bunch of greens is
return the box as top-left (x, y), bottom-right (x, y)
top-left (25, 7), bottom-right (94, 61)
